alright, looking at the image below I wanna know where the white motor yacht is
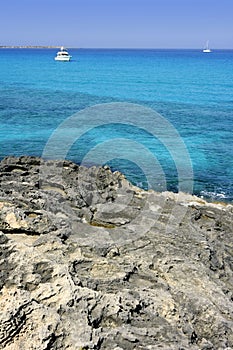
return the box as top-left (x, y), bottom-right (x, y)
top-left (54, 47), bottom-right (72, 61)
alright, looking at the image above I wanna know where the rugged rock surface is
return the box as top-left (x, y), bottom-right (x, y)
top-left (0, 156), bottom-right (233, 350)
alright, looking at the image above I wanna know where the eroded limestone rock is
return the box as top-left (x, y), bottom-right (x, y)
top-left (0, 156), bottom-right (233, 349)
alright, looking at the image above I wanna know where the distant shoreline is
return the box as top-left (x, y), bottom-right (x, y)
top-left (0, 46), bottom-right (62, 49)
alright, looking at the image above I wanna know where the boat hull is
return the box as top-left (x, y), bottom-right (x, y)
top-left (54, 56), bottom-right (71, 61)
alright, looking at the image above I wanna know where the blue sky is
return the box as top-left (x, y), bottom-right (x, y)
top-left (1, 0), bottom-right (233, 48)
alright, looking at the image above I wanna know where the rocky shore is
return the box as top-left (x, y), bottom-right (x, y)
top-left (0, 156), bottom-right (233, 350)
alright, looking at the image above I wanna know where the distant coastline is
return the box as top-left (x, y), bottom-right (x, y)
top-left (0, 45), bottom-right (61, 49)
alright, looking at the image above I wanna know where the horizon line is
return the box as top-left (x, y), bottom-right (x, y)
top-left (1, 45), bottom-right (233, 50)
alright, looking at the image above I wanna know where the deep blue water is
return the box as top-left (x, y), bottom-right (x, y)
top-left (0, 48), bottom-right (233, 202)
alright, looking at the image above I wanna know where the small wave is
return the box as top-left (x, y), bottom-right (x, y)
top-left (200, 189), bottom-right (231, 202)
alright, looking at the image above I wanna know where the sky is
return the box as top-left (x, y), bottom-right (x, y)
top-left (0, 0), bottom-right (233, 49)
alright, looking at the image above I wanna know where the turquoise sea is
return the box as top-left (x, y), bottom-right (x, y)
top-left (0, 48), bottom-right (233, 202)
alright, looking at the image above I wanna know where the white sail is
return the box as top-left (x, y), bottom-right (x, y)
top-left (203, 40), bottom-right (212, 53)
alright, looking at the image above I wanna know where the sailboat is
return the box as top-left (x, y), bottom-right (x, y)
top-left (203, 40), bottom-right (212, 53)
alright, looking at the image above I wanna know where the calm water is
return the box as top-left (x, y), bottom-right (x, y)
top-left (0, 48), bottom-right (233, 202)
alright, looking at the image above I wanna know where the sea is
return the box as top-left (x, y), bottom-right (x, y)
top-left (0, 48), bottom-right (233, 202)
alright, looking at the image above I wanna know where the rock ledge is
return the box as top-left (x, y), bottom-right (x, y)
top-left (0, 156), bottom-right (232, 349)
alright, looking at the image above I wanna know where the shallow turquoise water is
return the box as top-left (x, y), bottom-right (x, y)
top-left (0, 49), bottom-right (233, 201)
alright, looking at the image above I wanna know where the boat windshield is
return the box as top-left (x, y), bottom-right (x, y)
top-left (57, 51), bottom-right (69, 55)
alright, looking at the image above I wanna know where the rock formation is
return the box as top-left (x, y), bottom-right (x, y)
top-left (0, 156), bottom-right (232, 349)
